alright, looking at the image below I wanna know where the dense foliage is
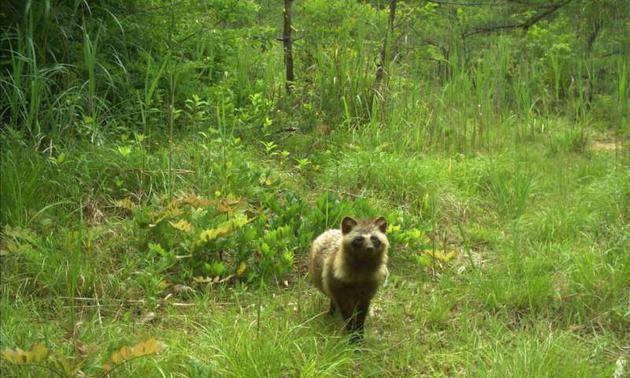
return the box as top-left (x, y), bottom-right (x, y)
top-left (2, 1), bottom-right (628, 138)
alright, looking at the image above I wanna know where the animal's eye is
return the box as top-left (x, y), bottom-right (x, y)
top-left (352, 236), bottom-right (364, 245)
top-left (371, 235), bottom-right (381, 247)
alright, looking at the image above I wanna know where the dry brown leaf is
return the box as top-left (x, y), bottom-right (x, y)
top-left (172, 284), bottom-right (194, 296)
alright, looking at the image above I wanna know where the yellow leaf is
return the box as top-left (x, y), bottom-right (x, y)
top-left (193, 276), bottom-right (213, 283)
top-left (179, 194), bottom-right (214, 208)
top-left (198, 224), bottom-right (231, 242)
top-left (388, 224), bottom-right (401, 233)
top-left (407, 229), bottom-right (425, 240)
top-left (421, 249), bottom-right (457, 262)
top-left (30, 344), bottom-right (48, 361)
top-left (198, 214), bottom-right (248, 243)
top-left (113, 198), bottom-right (135, 211)
top-left (169, 219), bottom-right (193, 233)
top-left (231, 213), bottom-right (249, 228)
top-left (161, 206), bottom-right (184, 219)
top-left (2, 343), bottom-right (48, 364)
top-left (103, 339), bottom-right (165, 372)
top-left (237, 262), bottom-right (247, 275)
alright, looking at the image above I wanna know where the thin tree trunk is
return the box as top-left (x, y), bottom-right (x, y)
top-left (586, 18), bottom-right (603, 54)
top-left (368, 0), bottom-right (397, 119)
top-left (283, 0), bottom-right (295, 93)
top-left (374, 0), bottom-right (397, 89)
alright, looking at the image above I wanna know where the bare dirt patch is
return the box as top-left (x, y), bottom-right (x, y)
top-left (592, 140), bottom-right (619, 151)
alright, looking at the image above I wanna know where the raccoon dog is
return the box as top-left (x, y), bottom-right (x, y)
top-left (308, 216), bottom-right (389, 340)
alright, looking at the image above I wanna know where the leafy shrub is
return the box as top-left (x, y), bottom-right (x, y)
top-left (128, 189), bottom-right (382, 285)
top-left (2, 338), bottom-right (165, 377)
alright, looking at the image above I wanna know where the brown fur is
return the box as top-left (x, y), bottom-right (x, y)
top-left (308, 216), bottom-right (389, 340)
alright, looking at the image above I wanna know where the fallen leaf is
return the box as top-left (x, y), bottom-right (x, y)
top-left (237, 262), bottom-right (247, 276)
top-left (140, 312), bottom-right (157, 324)
top-left (172, 284), bottom-right (194, 295)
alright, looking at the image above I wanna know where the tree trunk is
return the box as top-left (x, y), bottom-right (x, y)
top-left (586, 18), bottom-right (603, 54)
top-left (374, 0), bottom-right (397, 89)
top-left (283, 0), bottom-right (295, 93)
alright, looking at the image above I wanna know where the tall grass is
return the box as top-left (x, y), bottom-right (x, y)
top-left (0, 146), bottom-right (48, 225)
top-left (82, 25), bottom-right (99, 120)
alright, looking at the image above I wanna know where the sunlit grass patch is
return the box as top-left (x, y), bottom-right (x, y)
top-left (475, 329), bottom-right (611, 377)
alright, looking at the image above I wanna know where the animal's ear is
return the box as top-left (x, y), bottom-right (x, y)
top-left (374, 217), bottom-right (387, 233)
top-left (341, 217), bottom-right (358, 234)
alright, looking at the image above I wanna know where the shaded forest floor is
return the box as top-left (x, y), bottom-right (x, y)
top-left (1, 122), bottom-right (629, 377)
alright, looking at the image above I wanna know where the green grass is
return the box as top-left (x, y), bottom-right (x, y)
top-left (0, 265), bottom-right (625, 377)
top-left (2, 124), bottom-right (629, 377)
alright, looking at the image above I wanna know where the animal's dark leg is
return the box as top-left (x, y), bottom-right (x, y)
top-left (344, 301), bottom-right (370, 342)
top-left (338, 301), bottom-right (357, 333)
top-left (328, 299), bottom-right (336, 316)
top-left (348, 301), bottom-right (370, 343)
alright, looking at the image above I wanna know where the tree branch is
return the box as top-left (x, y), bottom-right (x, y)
top-left (463, 0), bottom-right (572, 37)
top-left (426, 0), bottom-right (505, 6)
top-left (507, 0), bottom-right (570, 9)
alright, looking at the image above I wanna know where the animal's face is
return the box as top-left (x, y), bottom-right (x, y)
top-left (341, 216), bottom-right (389, 256)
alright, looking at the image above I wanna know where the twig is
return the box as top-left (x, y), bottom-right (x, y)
top-left (463, 0), bottom-right (573, 37)
top-left (427, 0), bottom-right (505, 6)
top-left (94, 284), bottom-right (103, 329)
top-left (60, 296), bottom-right (145, 303)
top-left (457, 223), bottom-right (478, 272)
